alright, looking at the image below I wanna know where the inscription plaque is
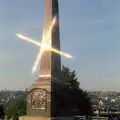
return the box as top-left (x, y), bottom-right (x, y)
top-left (28, 89), bottom-right (48, 110)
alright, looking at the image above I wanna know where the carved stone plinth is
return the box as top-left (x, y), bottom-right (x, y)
top-left (27, 78), bottom-right (51, 117)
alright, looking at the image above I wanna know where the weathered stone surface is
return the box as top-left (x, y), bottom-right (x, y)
top-left (39, 0), bottom-right (61, 78)
top-left (27, 78), bottom-right (51, 117)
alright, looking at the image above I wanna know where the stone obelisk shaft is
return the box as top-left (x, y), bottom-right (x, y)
top-left (39, 0), bottom-right (61, 78)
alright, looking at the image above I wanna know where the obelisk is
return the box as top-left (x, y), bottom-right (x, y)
top-left (39, 0), bottom-right (61, 78)
top-left (23, 0), bottom-right (61, 119)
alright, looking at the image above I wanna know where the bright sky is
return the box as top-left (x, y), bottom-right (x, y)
top-left (0, 0), bottom-right (120, 91)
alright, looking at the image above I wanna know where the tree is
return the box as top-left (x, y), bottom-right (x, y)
top-left (6, 99), bottom-right (26, 119)
top-left (61, 66), bottom-right (80, 89)
top-left (60, 66), bottom-right (93, 115)
top-left (0, 105), bottom-right (5, 119)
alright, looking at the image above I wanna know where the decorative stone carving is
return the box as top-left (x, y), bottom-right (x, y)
top-left (28, 88), bottom-right (48, 110)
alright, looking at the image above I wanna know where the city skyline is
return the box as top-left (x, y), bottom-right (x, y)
top-left (0, 0), bottom-right (120, 91)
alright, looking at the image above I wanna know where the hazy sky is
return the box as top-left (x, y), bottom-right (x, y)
top-left (0, 0), bottom-right (120, 91)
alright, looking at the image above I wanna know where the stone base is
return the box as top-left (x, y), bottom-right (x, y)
top-left (27, 79), bottom-right (51, 116)
top-left (19, 116), bottom-right (49, 120)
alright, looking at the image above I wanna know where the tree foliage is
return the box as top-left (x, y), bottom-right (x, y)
top-left (61, 66), bottom-right (80, 89)
top-left (59, 66), bottom-right (93, 115)
top-left (6, 100), bottom-right (26, 119)
top-left (0, 105), bottom-right (5, 119)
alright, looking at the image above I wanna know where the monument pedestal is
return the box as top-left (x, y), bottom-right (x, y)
top-left (27, 78), bottom-right (51, 116)
top-left (19, 78), bottom-right (51, 120)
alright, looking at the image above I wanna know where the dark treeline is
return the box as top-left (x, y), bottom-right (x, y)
top-left (52, 66), bottom-right (93, 117)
